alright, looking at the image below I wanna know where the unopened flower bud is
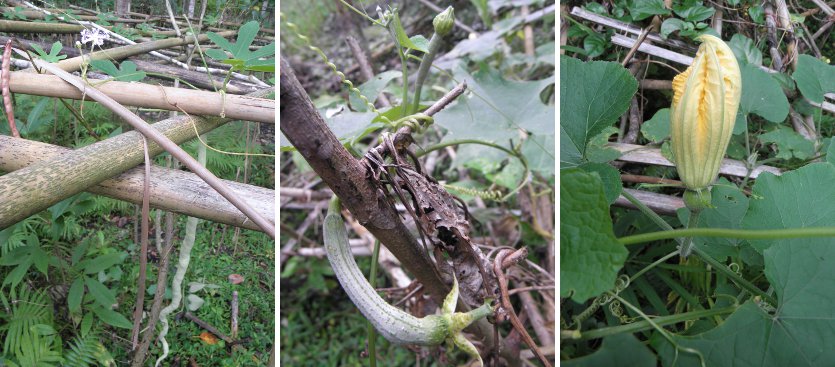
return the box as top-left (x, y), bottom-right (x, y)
top-left (670, 35), bottom-right (741, 191)
top-left (433, 7), bottom-right (455, 36)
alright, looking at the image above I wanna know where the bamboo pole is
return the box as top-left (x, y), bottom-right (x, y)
top-left (0, 136), bottom-right (274, 232)
top-left (53, 30), bottom-right (237, 72)
top-left (0, 102), bottom-right (265, 229)
top-left (0, 19), bottom-right (86, 33)
top-left (7, 72), bottom-right (274, 123)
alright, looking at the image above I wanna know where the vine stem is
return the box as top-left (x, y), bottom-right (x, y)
top-left (619, 189), bottom-right (777, 306)
top-left (618, 226), bottom-right (835, 245)
top-left (567, 305), bottom-right (737, 340)
top-left (367, 239), bottom-right (381, 367)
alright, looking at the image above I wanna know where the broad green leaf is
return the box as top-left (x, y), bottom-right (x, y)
top-left (748, 5), bottom-right (764, 23)
top-left (434, 63), bottom-right (554, 174)
top-left (564, 333), bottom-right (656, 367)
top-left (83, 252), bottom-right (124, 274)
top-left (738, 64), bottom-right (789, 123)
top-left (560, 56), bottom-right (637, 167)
top-left (92, 306), bottom-right (132, 329)
top-left (232, 21), bottom-right (259, 56)
top-left (759, 126), bottom-right (815, 160)
top-left (578, 162), bottom-right (622, 204)
top-left (742, 163), bottom-right (835, 253)
top-left (68, 277), bottom-right (84, 313)
top-left (792, 54), bottom-right (835, 104)
top-left (409, 35), bottom-right (430, 53)
top-left (729, 34), bottom-right (762, 66)
top-left (84, 277), bottom-right (116, 308)
top-left (560, 169), bottom-right (627, 302)
top-left (641, 108), bottom-right (671, 142)
top-left (521, 134), bottom-right (555, 177)
top-left (628, 0), bottom-right (670, 21)
top-left (658, 207), bottom-right (835, 366)
top-left (89, 60), bottom-right (146, 82)
top-left (828, 138), bottom-right (835, 165)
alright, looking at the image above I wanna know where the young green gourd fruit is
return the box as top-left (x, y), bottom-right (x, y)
top-left (323, 198), bottom-right (493, 365)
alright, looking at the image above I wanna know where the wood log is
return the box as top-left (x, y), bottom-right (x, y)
top-left (0, 19), bottom-right (86, 33)
top-left (0, 136), bottom-right (274, 232)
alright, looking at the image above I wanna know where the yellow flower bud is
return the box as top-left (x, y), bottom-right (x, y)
top-left (670, 35), bottom-right (742, 191)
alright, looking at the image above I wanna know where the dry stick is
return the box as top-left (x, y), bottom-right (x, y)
top-left (21, 51), bottom-right (276, 238)
top-left (515, 282), bottom-right (555, 348)
top-left (132, 216), bottom-right (178, 367)
top-left (1, 40), bottom-right (17, 138)
top-left (130, 137), bottom-right (153, 349)
top-left (231, 291), bottom-right (239, 340)
top-left (494, 248), bottom-right (551, 367)
top-left (181, 312), bottom-right (237, 345)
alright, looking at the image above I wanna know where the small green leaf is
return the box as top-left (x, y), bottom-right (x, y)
top-left (560, 169), bottom-right (627, 302)
top-left (92, 306), bottom-right (132, 329)
top-left (759, 126), bottom-right (815, 160)
top-left (83, 252), bottom-right (124, 274)
top-left (729, 34), bottom-right (762, 66)
top-left (585, 126), bottom-right (622, 163)
top-left (673, 2), bottom-right (715, 22)
top-left (660, 18), bottom-right (688, 38)
top-left (628, 0), bottom-right (670, 21)
top-left (68, 278), bottom-right (84, 313)
top-left (409, 35), bottom-right (430, 53)
top-left (641, 108), bottom-right (671, 142)
top-left (391, 12), bottom-right (423, 51)
top-left (84, 276), bottom-right (116, 308)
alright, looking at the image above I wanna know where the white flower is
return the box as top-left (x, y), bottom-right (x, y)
top-left (80, 28), bottom-right (108, 46)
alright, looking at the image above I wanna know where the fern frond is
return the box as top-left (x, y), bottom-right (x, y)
top-left (64, 333), bottom-right (114, 367)
top-left (2, 286), bottom-right (52, 357)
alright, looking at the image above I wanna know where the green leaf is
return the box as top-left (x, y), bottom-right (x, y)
top-left (673, 2), bottom-right (715, 22)
top-left (585, 126), bottom-right (622, 163)
top-left (658, 200), bottom-right (835, 366)
top-left (792, 54), bottom-right (835, 104)
top-left (89, 60), bottom-right (146, 82)
top-left (391, 12), bottom-right (423, 52)
top-left (92, 306), bottom-right (132, 329)
top-left (434, 63), bottom-right (554, 174)
top-left (205, 48), bottom-right (228, 60)
top-left (3, 258), bottom-right (32, 288)
top-left (349, 70), bottom-right (401, 112)
top-left (84, 277), bottom-right (116, 308)
top-left (560, 56), bottom-right (637, 167)
top-left (628, 0), bottom-right (670, 21)
top-left (583, 32), bottom-right (607, 58)
top-left (660, 18), bottom-right (688, 38)
top-left (729, 34), bottom-right (762, 66)
top-left (408, 35), bottom-right (430, 53)
top-left (232, 21), bottom-right (259, 56)
top-left (564, 333), bottom-right (657, 367)
top-left (641, 108), bottom-right (671, 142)
top-left (742, 163), bottom-right (835, 253)
top-left (83, 252), bottom-right (124, 274)
top-left (759, 126), bottom-right (815, 160)
top-left (677, 179), bottom-right (749, 261)
top-left (578, 162), bottom-right (622, 204)
top-left (68, 277), bottom-right (84, 313)
top-left (560, 169), bottom-right (627, 302)
top-left (738, 64), bottom-right (789, 123)
top-left (748, 5), bottom-right (765, 23)
top-left (828, 138), bottom-right (835, 165)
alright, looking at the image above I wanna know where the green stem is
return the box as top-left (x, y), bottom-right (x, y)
top-left (620, 189), bottom-right (776, 306)
top-left (679, 209), bottom-right (701, 257)
top-left (618, 226), bottom-right (835, 245)
top-left (568, 305), bottom-right (737, 340)
top-left (691, 246), bottom-right (777, 306)
top-left (411, 33), bottom-right (442, 114)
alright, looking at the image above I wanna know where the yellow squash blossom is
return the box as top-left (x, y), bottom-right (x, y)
top-left (670, 34), bottom-right (742, 192)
